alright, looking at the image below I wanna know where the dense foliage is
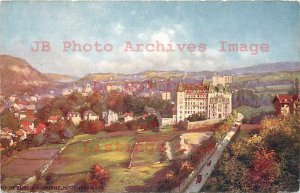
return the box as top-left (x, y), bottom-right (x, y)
top-left (156, 137), bottom-right (216, 191)
top-left (187, 113), bottom-right (206, 122)
top-left (203, 115), bottom-right (300, 192)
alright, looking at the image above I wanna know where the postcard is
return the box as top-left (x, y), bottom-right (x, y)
top-left (0, 1), bottom-right (299, 193)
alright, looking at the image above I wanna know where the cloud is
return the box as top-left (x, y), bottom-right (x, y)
top-left (150, 28), bottom-right (175, 43)
top-left (112, 22), bottom-right (124, 36)
top-left (95, 25), bottom-right (231, 74)
top-left (0, 26), bottom-right (242, 76)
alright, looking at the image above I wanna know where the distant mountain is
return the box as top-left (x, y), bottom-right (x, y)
top-left (80, 62), bottom-right (299, 82)
top-left (0, 55), bottom-right (53, 96)
top-left (1, 55), bottom-right (298, 97)
top-left (44, 73), bottom-right (78, 83)
top-left (79, 71), bottom-right (216, 83)
top-left (221, 62), bottom-right (300, 75)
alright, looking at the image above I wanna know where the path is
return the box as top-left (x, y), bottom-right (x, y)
top-left (184, 126), bottom-right (239, 193)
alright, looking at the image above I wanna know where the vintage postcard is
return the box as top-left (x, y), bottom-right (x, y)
top-left (0, 1), bottom-right (299, 192)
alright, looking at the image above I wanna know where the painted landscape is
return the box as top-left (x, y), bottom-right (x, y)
top-left (1, 55), bottom-right (299, 192)
top-left (0, 1), bottom-right (299, 193)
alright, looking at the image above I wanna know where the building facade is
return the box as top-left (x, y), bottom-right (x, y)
top-left (176, 83), bottom-right (209, 122)
top-left (176, 74), bottom-right (232, 122)
top-left (212, 73), bottom-right (232, 86)
top-left (273, 94), bottom-right (300, 116)
top-left (207, 84), bottom-right (232, 119)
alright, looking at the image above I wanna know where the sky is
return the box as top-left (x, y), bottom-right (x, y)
top-left (0, 1), bottom-right (299, 77)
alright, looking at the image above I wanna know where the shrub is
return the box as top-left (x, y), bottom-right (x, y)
top-left (174, 120), bottom-right (188, 130)
top-left (187, 113), bottom-right (206, 122)
top-left (75, 164), bottom-right (110, 191)
top-left (32, 133), bottom-right (46, 146)
top-left (104, 122), bottom-right (128, 132)
top-left (80, 120), bottom-right (105, 134)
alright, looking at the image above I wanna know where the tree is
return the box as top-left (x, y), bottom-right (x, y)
top-left (145, 115), bottom-right (160, 131)
top-left (46, 132), bottom-right (61, 144)
top-left (187, 113), bottom-right (206, 122)
top-left (32, 133), bottom-right (46, 146)
top-left (87, 120), bottom-right (105, 134)
top-left (86, 164), bottom-right (110, 190)
top-left (63, 128), bottom-right (74, 139)
top-left (0, 138), bottom-right (11, 148)
top-left (0, 109), bottom-right (19, 131)
top-left (174, 120), bottom-right (188, 130)
top-left (108, 91), bottom-right (124, 113)
top-left (105, 122), bottom-right (128, 132)
top-left (80, 120), bottom-right (105, 134)
top-left (48, 120), bottom-right (66, 138)
top-left (244, 149), bottom-right (279, 192)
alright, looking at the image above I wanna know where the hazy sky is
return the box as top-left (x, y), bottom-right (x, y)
top-left (0, 1), bottom-right (299, 76)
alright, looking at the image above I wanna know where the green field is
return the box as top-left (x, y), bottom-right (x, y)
top-left (236, 105), bottom-right (275, 122)
top-left (131, 142), bottom-right (162, 167)
top-left (255, 84), bottom-right (292, 92)
top-left (48, 135), bottom-right (134, 175)
top-left (42, 133), bottom-right (169, 192)
top-left (234, 71), bottom-right (300, 83)
top-left (70, 131), bottom-right (108, 144)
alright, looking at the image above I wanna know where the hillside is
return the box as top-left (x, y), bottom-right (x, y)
top-left (0, 55), bottom-right (53, 96)
top-left (79, 71), bottom-right (215, 82)
top-left (221, 62), bottom-right (300, 75)
top-left (79, 62), bottom-right (299, 83)
top-left (44, 73), bottom-right (78, 83)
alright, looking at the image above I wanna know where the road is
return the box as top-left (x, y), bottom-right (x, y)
top-left (185, 126), bottom-right (239, 193)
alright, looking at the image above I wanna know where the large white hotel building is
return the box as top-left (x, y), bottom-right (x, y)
top-left (176, 74), bottom-right (232, 122)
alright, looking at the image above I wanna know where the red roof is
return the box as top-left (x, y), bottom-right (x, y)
top-left (36, 123), bottom-right (46, 129)
top-left (275, 94), bottom-right (296, 104)
top-left (22, 126), bottom-right (32, 133)
top-left (26, 115), bottom-right (36, 119)
top-left (178, 83), bottom-right (209, 92)
top-left (48, 116), bottom-right (60, 121)
top-left (15, 129), bottom-right (25, 137)
top-left (32, 124), bottom-right (46, 135)
top-left (20, 120), bottom-right (33, 126)
top-left (124, 112), bottom-right (133, 117)
top-left (83, 110), bottom-right (97, 116)
top-left (18, 101), bottom-right (29, 105)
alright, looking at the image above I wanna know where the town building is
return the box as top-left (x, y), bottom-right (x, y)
top-left (48, 115), bottom-right (64, 124)
top-left (207, 84), bottom-right (232, 119)
top-left (212, 73), bottom-right (232, 86)
top-left (67, 111), bottom-right (81, 126)
top-left (273, 94), bottom-right (300, 116)
top-left (15, 129), bottom-right (27, 141)
top-left (62, 89), bottom-right (73, 96)
top-left (176, 83), bottom-right (209, 122)
top-left (102, 110), bottom-right (119, 125)
top-left (20, 120), bottom-right (34, 131)
top-left (83, 110), bottom-right (99, 121)
top-left (9, 94), bottom-right (17, 103)
top-left (123, 112), bottom-right (134, 122)
top-left (161, 92), bottom-right (171, 100)
top-left (176, 74), bottom-right (232, 122)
